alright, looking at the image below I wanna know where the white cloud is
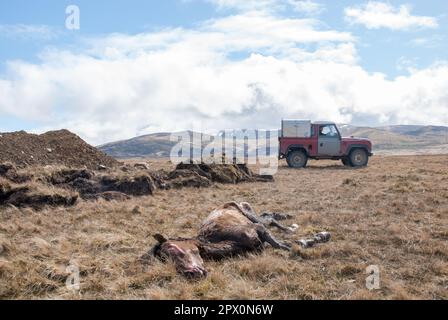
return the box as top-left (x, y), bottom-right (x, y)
top-left (204, 12), bottom-right (353, 47)
top-left (88, 12), bottom-right (353, 59)
top-left (345, 1), bottom-right (438, 30)
top-left (396, 56), bottom-right (419, 74)
top-left (288, 1), bottom-right (325, 15)
top-left (0, 11), bottom-right (447, 145)
top-left (0, 24), bottom-right (58, 40)
top-left (201, 0), bottom-right (324, 15)
top-left (205, 0), bottom-right (277, 11)
top-left (410, 35), bottom-right (445, 48)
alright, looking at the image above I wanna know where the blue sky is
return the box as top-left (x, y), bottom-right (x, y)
top-left (0, 0), bottom-right (216, 67)
top-left (1, 0), bottom-right (446, 75)
top-left (0, 0), bottom-right (447, 143)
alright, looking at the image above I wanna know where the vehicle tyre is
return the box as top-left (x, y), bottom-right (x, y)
top-left (341, 158), bottom-right (350, 166)
top-left (349, 148), bottom-right (369, 167)
top-left (287, 150), bottom-right (308, 168)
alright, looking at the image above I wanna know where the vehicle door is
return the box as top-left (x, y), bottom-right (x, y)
top-left (318, 124), bottom-right (341, 156)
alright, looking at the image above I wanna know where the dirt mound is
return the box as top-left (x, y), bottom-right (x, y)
top-left (40, 163), bottom-right (271, 203)
top-left (99, 175), bottom-right (156, 196)
top-left (44, 163), bottom-right (272, 200)
top-left (167, 170), bottom-right (212, 189)
top-left (0, 163), bottom-right (32, 183)
top-left (46, 168), bottom-right (156, 199)
top-left (0, 179), bottom-right (78, 209)
top-left (48, 169), bottom-right (94, 185)
top-left (0, 161), bottom-right (273, 209)
top-left (0, 130), bottom-right (119, 169)
top-left (174, 163), bottom-right (274, 184)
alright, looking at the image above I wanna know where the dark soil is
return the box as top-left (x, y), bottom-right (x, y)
top-left (0, 129), bottom-right (119, 169)
top-left (0, 161), bottom-right (273, 209)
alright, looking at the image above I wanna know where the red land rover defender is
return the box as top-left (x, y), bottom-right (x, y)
top-left (279, 120), bottom-right (373, 168)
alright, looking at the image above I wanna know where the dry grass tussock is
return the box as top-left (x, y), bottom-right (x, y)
top-left (0, 155), bottom-right (447, 300)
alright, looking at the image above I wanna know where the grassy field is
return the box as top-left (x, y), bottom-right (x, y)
top-left (0, 155), bottom-right (447, 300)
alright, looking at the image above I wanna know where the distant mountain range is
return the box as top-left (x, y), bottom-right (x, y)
top-left (338, 125), bottom-right (448, 155)
top-left (98, 125), bottom-right (448, 159)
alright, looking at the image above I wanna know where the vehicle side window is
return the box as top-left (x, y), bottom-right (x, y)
top-left (319, 125), bottom-right (339, 138)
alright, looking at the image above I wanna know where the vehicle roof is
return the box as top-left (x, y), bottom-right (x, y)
top-left (312, 121), bottom-right (336, 125)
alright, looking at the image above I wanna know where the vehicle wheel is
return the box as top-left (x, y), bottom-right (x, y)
top-left (287, 150), bottom-right (308, 168)
top-left (349, 149), bottom-right (368, 167)
top-left (341, 158), bottom-right (350, 166)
